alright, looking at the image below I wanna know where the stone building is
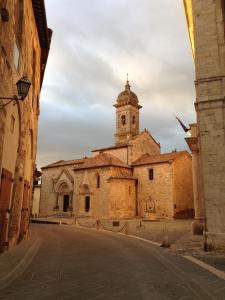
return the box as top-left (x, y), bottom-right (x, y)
top-left (31, 183), bottom-right (41, 218)
top-left (184, 0), bottom-right (225, 249)
top-left (40, 81), bottom-right (194, 220)
top-left (0, 0), bottom-right (51, 251)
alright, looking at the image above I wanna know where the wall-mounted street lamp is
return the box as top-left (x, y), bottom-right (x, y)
top-left (0, 76), bottom-right (31, 109)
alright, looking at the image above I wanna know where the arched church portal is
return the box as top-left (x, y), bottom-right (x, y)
top-left (56, 181), bottom-right (72, 213)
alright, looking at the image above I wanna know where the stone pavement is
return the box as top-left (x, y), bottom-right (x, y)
top-left (0, 223), bottom-right (225, 299)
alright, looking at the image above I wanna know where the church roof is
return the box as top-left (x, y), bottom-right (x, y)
top-left (92, 143), bottom-right (128, 153)
top-left (42, 158), bottom-right (87, 169)
top-left (114, 80), bottom-right (142, 109)
top-left (73, 152), bottom-right (130, 171)
top-left (132, 151), bottom-right (190, 166)
top-left (108, 169), bottom-right (137, 180)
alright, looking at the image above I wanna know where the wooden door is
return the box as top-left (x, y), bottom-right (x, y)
top-left (0, 169), bottom-right (13, 252)
top-left (19, 180), bottom-right (30, 241)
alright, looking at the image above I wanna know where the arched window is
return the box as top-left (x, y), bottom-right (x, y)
top-left (132, 116), bottom-right (136, 125)
top-left (121, 115), bottom-right (126, 125)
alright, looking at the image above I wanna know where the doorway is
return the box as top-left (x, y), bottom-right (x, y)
top-left (63, 195), bottom-right (70, 212)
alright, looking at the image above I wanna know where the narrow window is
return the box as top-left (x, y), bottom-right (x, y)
top-left (129, 185), bottom-right (131, 195)
top-left (85, 196), bottom-right (90, 212)
top-left (149, 169), bottom-right (154, 180)
top-left (132, 115), bottom-right (136, 125)
top-left (97, 175), bottom-right (100, 188)
top-left (10, 115), bottom-right (15, 133)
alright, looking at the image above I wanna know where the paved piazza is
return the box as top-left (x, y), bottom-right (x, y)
top-left (0, 224), bottom-right (225, 299)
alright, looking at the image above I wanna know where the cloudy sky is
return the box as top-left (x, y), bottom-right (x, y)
top-left (37, 0), bottom-right (195, 168)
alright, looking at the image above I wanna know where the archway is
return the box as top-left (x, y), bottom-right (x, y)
top-left (80, 184), bottom-right (91, 213)
top-left (56, 181), bottom-right (72, 213)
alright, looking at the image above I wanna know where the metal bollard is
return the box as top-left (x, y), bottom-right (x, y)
top-left (161, 227), bottom-right (170, 248)
top-left (96, 219), bottom-right (100, 230)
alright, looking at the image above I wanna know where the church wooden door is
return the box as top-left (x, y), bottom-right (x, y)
top-left (0, 168), bottom-right (13, 252)
top-left (19, 180), bottom-right (30, 241)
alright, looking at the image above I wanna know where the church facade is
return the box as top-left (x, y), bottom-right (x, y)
top-left (39, 81), bottom-right (194, 220)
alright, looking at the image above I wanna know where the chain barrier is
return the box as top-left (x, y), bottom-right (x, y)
top-left (75, 218), bottom-right (129, 234)
top-left (77, 218), bottom-right (97, 228)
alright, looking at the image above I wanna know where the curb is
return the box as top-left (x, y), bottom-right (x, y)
top-left (184, 255), bottom-right (225, 281)
top-left (0, 238), bottom-right (42, 289)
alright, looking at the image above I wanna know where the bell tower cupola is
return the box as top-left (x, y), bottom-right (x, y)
top-left (114, 77), bottom-right (142, 145)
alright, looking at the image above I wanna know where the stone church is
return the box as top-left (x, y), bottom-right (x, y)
top-left (40, 81), bottom-right (194, 219)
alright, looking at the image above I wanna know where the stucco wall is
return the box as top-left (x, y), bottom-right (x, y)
top-left (0, 0), bottom-right (48, 248)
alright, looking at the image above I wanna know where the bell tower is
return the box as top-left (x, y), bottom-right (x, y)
top-left (114, 79), bottom-right (142, 145)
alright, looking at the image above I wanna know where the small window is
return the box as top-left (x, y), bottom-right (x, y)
top-left (121, 115), bottom-right (126, 125)
top-left (97, 175), bottom-right (100, 188)
top-left (85, 196), bottom-right (90, 212)
top-left (10, 115), bottom-right (15, 133)
top-left (13, 43), bottom-right (20, 70)
top-left (149, 169), bottom-right (154, 180)
top-left (129, 185), bottom-right (131, 195)
top-left (132, 116), bottom-right (136, 125)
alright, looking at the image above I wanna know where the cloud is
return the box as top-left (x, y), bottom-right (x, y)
top-left (37, 0), bottom-right (195, 168)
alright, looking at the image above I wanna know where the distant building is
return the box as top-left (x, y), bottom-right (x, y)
top-left (40, 82), bottom-right (194, 220)
top-left (0, 0), bottom-right (51, 252)
top-left (32, 184), bottom-right (41, 218)
top-left (184, 0), bottom-right (225, 250)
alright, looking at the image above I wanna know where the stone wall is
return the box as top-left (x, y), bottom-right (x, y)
top-left (173, 153), bottom-right (194, 212)
top-left (108, 177), bottom-right (136, 219)
top-left (40, 165), bottom-right (74, 217)
top-left (133, 163), bottom-right (174, 219)
top-left (128, 131), bottom-right (160, 164)
top-left (73, 167), bottom-right (111, 218)
top-left (32, 185), bottom-right (41, 218)
top-left (184, 0), bottom-right (225, 249)
top-left (92, 147), bottom-right (128, 164)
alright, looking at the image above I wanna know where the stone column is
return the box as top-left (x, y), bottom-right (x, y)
top-left (185, 124), bottom-right (205, 235)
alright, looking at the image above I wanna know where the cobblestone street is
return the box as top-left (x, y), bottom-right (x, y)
top-left (0, 224), bottom-right (225, 299)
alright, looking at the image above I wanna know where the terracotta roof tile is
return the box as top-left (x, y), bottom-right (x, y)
top-left (73, 152), bottom-right (129, 170)
top-left (132, 151), bottom-right (189, 166)
top-left (42, 158), bottom-right (87, 169)
top-left (92, 143), bottom-right (128, 152)
top-left (109, 169), bottom-right (137, 180)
